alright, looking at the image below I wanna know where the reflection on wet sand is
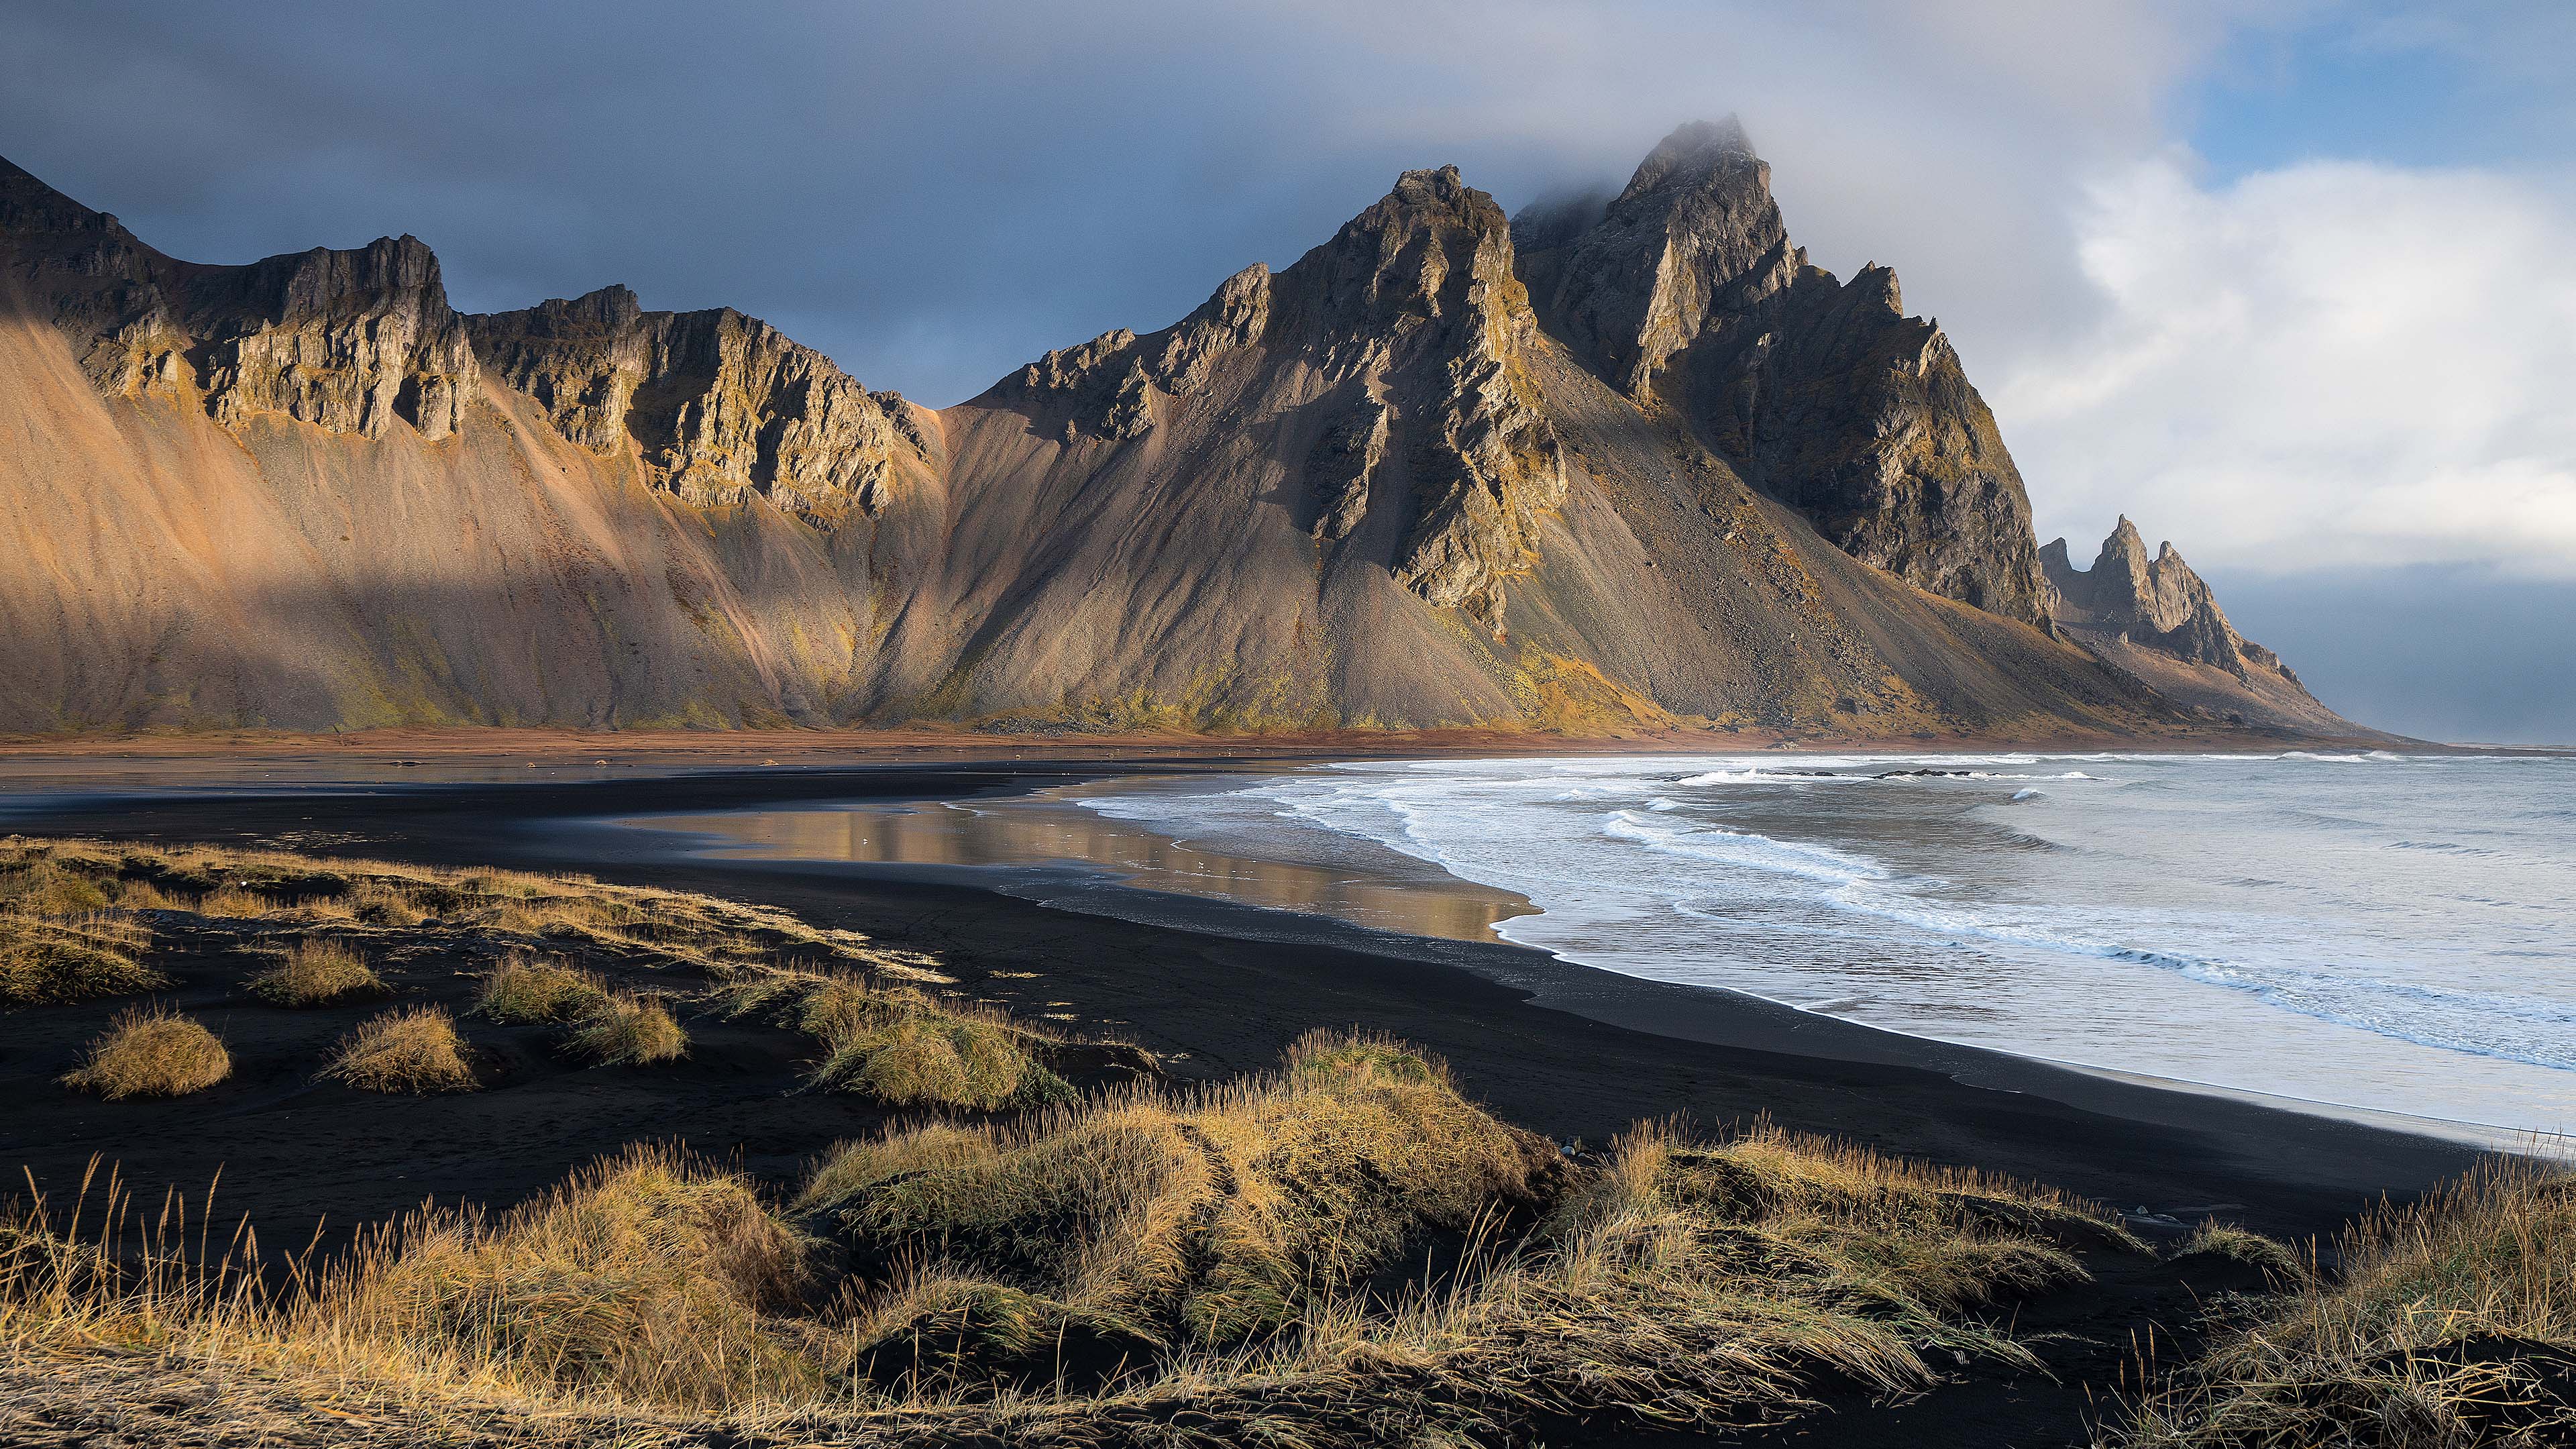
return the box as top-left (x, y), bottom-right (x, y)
top-left (645, 795), bottom-right (1530, 945)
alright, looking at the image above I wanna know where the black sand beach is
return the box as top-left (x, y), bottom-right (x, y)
top-left (0, 757), bottom-right (2493, 1447)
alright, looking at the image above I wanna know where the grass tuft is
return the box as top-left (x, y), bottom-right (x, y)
top-left (248, 939), bottom-right (387, 1006)
top-left (324, 1006), bottom-right (478, 1094)
top-left (474, 956), bottom-right (608, 1025)
top-left (59, 1005), bottom-right (230, 1099)
top-left (2174, 1220), bottom-right (2308, 1285)
top-left (759, 973), bottom-right (1072, 1110)
top-left (2110, 1159), bottom-right (2576, 1448)
top-left (0, 916), bottom-right (167, 1006)
top-left (333, 1145), bottom-right (817, 1407)
top-left (566, 992), bottom-right (689, 1067)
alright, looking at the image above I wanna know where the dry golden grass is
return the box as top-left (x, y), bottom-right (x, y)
top-left (1, 834), bottom-right (948, 986)
top-left (0, 1030), bottom-right (2142, 1446)
top-left (808, 1032), bottom-right (1557, 1355)
top-left (735, 971), bottom-right (1072, 1110)
top-left (324, 1006), bottom-right (478, 1095)
top-left (248, 938), bottom-right (387, 1006)
top-left (58, 1005), bottom-right (230, 1099)
top-left (2110, 1158), bottom-right (2576, 1448)
top-left (566, 992), bottom-right (688, 1066)
top-left (474, 955), bottom-right (609, 1024)
top-left (0, 912), bottom-right (166, 1006)
top-left (0, 859), bottom-right (113, 915)
top-left (2174, 1220), bottom-right (2308, 1285)
top-left (327, 1146), bottom-right (819, 1405)
top-left (108, 877), bottom-right (186, 912)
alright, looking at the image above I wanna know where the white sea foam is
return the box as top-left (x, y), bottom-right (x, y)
top-left (1210, 751), bottom-right (2576, 1134)
top-left (1601, 810), bottom-right (1888, 889)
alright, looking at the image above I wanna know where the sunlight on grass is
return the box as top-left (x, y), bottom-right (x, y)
top-left (324, 1006), bottom-right (478, 1095)
top-left (58, 1005), bottom-right (231, 1099)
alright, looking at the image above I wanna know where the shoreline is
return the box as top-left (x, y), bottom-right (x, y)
top-left (0, 755), bottom-right (2497, 1247)
top-left (3, 717), bottom-right (2543, 769)
top-left (603, 761), bottom-right (2569, 1150)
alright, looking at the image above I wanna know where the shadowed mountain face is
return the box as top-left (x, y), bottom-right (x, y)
top-left (0, 131), bottom-right (2359, 739)
top-left (1513, 119), bottom-right (2050, 628)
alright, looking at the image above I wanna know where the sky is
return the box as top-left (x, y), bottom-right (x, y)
top-left (2, 0), bottom-right (2569, 743)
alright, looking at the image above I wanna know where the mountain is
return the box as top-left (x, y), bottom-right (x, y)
top-left (2042, 520), bottom-right (2353, 735)
top-left (1513, 119), bottom-right (2049, 627)
top-left (0, 129), bottom-right (2361, 739)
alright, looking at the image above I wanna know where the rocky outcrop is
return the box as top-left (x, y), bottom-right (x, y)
top-left (1, 160), bottom-right (478, 441)
top-left (1006, 263), bottom-right (1273, 443)
top-left (468, 286), bottom-right (927, 525)
top-left (1513, 121), bottom-right (2052, 629)
top-left (1005, 166), bottom-right (1568, 635)
top-left (1285, 166), bottom-right (1568, 632)
top-left (1305, 396), bottom-right (1388, 541)
top-left (193, 237), bottom-right (481, 441)
top-left (3, 154), bottom-right (918, 523)
top-left (2034, 519), bottom-right (2369, 736)
top-left (1518, 118), bottom-right (1794, 397)
top-left (2043, 519), bottom-right (2277, 678)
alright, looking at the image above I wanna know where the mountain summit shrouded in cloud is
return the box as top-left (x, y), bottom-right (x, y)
top-left (0, 131), bottom-right (2362, 739)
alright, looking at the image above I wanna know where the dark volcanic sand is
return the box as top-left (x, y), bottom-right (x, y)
top-left (1, 759), bottom-right (2490, 1448)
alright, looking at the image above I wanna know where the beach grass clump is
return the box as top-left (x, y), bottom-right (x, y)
top-left (475, 955), bottom-right (610, 1025)
top-left (108, 877), bottom-right (186, 912)
top-left (324, 1006), bottom-right (478, 1094)
top-left (248, 938), bottom-right (386, 1006)
top-left (2115, 1162), bottom-right (2574, 1444)
top-left (769, 973), bottom-right (1071, 1110)
top-left (806, 1032), bottom-right (1562, 1364)
top-left (59, 1005), bottom-right (231, 1100)
top-left (0, 914), bottom-right (166, 1006)
top-left (806, 1051), bottom-right (2110, 1422)
top-left (333, 1145), bottom-right (817, 1407)
top-left (566, 992), bottom-right (689, 1067)
top-left (1662, 1120), bottom-right (2140, 1306)
top-left (0, 857), bottom-right (113, 916)
top-left (2172, 1219), bottom-right (2308, 1285)
top-left (2109, 1158), bottom-right (2576, 1448)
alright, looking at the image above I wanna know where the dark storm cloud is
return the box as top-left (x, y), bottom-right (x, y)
top-left (0, 1), bottom-right (1322, 400)
top-left (1, 0), bottom-right (1568, 402)
top-left (0, 0), bottom-right (2208, 404)
top-left (2202, 568), bottom-right (2576, 746)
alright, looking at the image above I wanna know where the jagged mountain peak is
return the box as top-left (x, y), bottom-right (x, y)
top-left (1622, 116), bottom-right (1762, 197)
top-left (2049, 520), bottom-right (2282, 683)
top-left (1510, 122), bottom-right (2051, 629)
top-left (1298, 164), bottom-right (1518, 342)
top-left (1515, 120), bottom-right (1791, 400)
top-left (2036, 520), bottom-right (2359, 733)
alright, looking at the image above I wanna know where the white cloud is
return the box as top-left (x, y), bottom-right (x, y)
top-left (2000, 154), bottom-right (2576, 576)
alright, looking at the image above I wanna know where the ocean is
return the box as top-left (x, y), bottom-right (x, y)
top-left (647, 751), bottom-right (2576, 1138)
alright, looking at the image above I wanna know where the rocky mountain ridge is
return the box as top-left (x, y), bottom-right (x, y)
top-left (468, 286), bottom-right (934, 527)
top-left (0, 135), bottom-right (2369, 739)
top-left (1513, 119), bottom-right (2053, 629)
